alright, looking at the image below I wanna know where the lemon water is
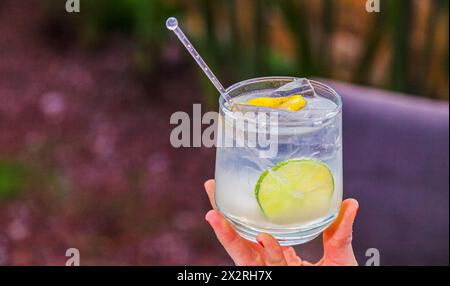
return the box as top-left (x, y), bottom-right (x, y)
top-left (214, 79), bottom-right (343, 245)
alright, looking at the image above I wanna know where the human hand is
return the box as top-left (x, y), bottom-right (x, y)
top-left (204, 179), bottom-right (359, 266)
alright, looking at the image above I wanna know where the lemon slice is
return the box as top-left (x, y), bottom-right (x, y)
top-left (246, 95), bottom-right (306, 112)
top-left (255, 159), bottom-right (334, 222)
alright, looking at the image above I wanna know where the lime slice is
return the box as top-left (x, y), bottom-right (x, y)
top-left (255, 159), bottom-right (334, 222)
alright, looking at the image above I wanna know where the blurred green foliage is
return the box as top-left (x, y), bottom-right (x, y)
top-left (0, 160), bottom-right (28, 199)
top-left (46, 0), bottom-right (180, 73)
top-left (79, 0), bottom-right (180, 72)
top-left (0, 157), bottom-right (72, 201)
top-left (48, 0), bottom-right (449, 100)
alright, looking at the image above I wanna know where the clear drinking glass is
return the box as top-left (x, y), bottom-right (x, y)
top-left (214, 77), bottom-right (343, 245)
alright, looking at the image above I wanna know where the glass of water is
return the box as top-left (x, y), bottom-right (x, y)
top-left (214, 77), bottom-right (343, 245)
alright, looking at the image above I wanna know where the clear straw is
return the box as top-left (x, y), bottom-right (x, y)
top-left (165, 17), bottom-right (232, 104)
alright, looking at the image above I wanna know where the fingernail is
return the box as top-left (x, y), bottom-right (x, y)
top-left (205, 211), bottom-right (214, 224)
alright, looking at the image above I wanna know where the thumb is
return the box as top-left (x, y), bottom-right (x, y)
top-left (322, 199), bottom-right (359, 266)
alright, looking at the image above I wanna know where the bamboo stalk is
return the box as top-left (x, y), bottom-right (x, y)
top-left (320, 0), bottom-right (334, 76)
top-left (279, 0), bottom-right (315, 76)
top-left (202, 0), bottom-right (216, 50)
top-left (355, 12), bottom-right (384, 85)
top-left (388, 0), bottom-right (413, 93)
top-left (420, 0), bottom-right (440, 96)
top-left (253, 0), bottom-right (266, 74)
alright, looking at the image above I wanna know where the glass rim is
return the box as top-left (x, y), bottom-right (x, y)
top-left (219, 76), bottom-right (343, 127)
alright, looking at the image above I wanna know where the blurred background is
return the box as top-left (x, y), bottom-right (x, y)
top-left (0, 0), bottom-right (448, 265)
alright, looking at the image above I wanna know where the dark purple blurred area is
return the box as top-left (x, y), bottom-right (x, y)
top-left (0, 1), bottom-right (448, 266)
top-left (331, 81), bottom-right (449, 265)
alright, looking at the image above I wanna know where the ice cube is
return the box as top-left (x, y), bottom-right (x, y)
top-left (271, 78), bottom-right (316, 98)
